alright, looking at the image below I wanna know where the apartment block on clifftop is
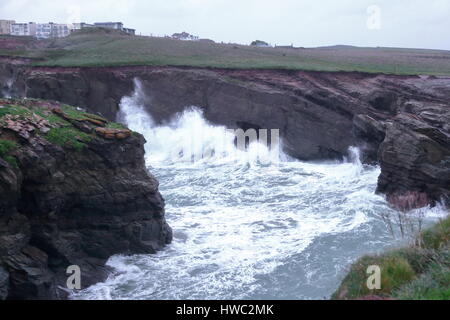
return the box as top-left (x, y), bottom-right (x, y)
top-left (0, 20), bottom-right (15, 35)
top-left (10, 22), bottom-right (36, 36)
top-left (94, 22), bottom-right (123, 30)
top-left (2, 19), bottom-right (136, 38)
top-left (36, 22), bottom-right (70, 39)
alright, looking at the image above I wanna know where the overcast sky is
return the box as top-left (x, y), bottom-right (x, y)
top-left (1, 0), bottom-right (450, 50)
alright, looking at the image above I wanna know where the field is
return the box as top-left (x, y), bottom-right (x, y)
top-left (1, 28), bottom-right (450, 75)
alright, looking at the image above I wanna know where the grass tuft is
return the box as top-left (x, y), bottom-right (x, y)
top-left (394, 259), bottom-right (450, 300)
top-left (45, 127), bottom-right (92, 151)
top-left (421, 218), bottom-right (450, 250)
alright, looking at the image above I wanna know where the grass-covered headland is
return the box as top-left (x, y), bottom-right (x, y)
top-left (333, 216), bottom-right (450, 300)
top-left (1, 28), bottom-right (450, 75)
top-left (0, 98), bottom-right (133, 157)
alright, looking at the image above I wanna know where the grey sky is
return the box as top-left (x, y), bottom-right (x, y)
top-left (1, 0), bottom-right (450, 50)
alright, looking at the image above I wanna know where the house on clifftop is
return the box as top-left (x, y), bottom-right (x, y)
top-left (94, 22), bottom-right (123, 30)
top-left (250, 40), bottom-right (271, 47)
top-left (172, 32), bottom-right (199, 41)
top-left (93, 22), bottom-right (135, 35)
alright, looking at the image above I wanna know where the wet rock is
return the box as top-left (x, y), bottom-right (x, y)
top-left (1, 114), bottom-right (53, 140)
top-left (0, 99), bottom-right (172, 299)
top-left (0, 267), bottom-right (8, 300)
top-left (377, 110), bottom-right (450, 210)
top-left (3, 245), bottom-right (55, 300)
top-left (353, 114), bottom-right (386, 164)
top-left (386, 191), bottom-right (430, 212)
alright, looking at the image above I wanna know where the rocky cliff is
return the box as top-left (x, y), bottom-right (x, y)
top-left (4, 64), bottom-right (448, 211)
top-left (0, 98), bottom-right (172, 299)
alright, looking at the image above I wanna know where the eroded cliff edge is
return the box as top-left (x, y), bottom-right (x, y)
top-left (0, 98), bottom-right (172, 299)
top-left (5, 64), bottom-right (448, 210)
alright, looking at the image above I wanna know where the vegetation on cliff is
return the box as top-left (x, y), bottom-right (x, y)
top-left (0, 98), bottom-right (132, 153)
top-left (44, 127), bottom-right (92, 151)
top-left (332, 215), bottom-right (450, 300)
top-left (1, 28), bottom-right (450, 75)
top-left (0, 139), bottom-right (18, 167)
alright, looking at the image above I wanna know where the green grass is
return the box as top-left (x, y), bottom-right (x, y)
top-left (0, 139), bottom-right (18, 168)
top-left (0, 100), bottom-right (76, 125)
top-left (421, 218), bottom-right (450, 249)
top-left (105, 122), bottom-right (126, 129)
top-left (59, 105), bottom-right (108, 124)
top-left (331, 254), bottom-right (416, 299)
top-left (1, 29), bottom-right (450, 75)
top-left (59, 104), bottom-right (91, 120)
top-left (394, 260), bottom-right (450, 300)
top-left (44, 127), bottom-right (93, 151)
top-left (332, 215), bottom-right (450, 300)
top-left (0, 99), bottom-right (132, 153)
top-left (34, 110), bottom-right (69, 125)
top-left (0, 104), bottom-right (31, 118)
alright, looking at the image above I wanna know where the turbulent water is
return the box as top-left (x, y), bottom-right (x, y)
top-left (1, 78), bottom-right (13, 99)
top-left (73, 80), bottom-right (447, 300)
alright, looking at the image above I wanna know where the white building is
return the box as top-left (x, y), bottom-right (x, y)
top-left (7, 19), bottom-right (135, 39)
top-left (36, 23), bottom-right (70, 39)
top-left (92, 22), bottom-right (136, 35)
top-left (51, 24), bottom-right (70, 38)
top-left (10, 22), bottom-right (36, 36)
top-left (35, 23), bottom-right (52, 38)
top-left (172, 32), bottom-right (199, 41)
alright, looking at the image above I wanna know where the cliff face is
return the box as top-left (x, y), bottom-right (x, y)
top-left (3, 63), bottom-right (450, 209)
top-left (0, 98), bottom-right (172, 299)
top-left (377, 106), bottom-right (450, 209)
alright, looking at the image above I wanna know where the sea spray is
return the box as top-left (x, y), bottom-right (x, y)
top-left (118, 79), bottom-right (282, 166)
top-left (1, 78), bottom-right (14, 99)
top-left (71, 79), bottom-right (448, 300)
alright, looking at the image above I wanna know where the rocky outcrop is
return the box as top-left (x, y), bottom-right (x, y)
top-left (377, 103), bottom-right (450, 210)
top-left (2, 63), bottom-right (450, 209)
top-left (0, 99), bottom-right (172, 299)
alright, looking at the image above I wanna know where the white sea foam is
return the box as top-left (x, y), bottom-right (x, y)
top-left (1, 78), bottom-right (14, 99)
top-left (72, 79), bottom-right (448, 300)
